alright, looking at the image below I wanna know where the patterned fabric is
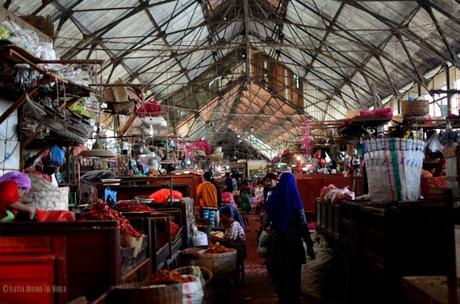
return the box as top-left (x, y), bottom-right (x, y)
top-left (224, 221), bottom-right (245, 241)
top-left (201, 208), bottom-right (217, 228)
top-left (263, 209), bottom-right (310, 265)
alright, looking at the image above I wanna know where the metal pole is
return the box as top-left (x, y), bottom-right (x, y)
top-left (446, 65), bottom-right (451, 115)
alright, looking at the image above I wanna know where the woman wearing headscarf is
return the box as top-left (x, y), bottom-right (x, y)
top-left (211, 204), bottom-right (247, 272)
top-left (264, 172), bottom-right (315, 304)
top-left (0, 172), bottom-right (35, 222)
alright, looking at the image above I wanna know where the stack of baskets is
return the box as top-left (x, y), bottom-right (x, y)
top-left (401, 99), bottom-right (429, 117)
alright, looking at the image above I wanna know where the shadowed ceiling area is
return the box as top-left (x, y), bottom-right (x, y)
top-left (4, 0), bottom-right (460, 154)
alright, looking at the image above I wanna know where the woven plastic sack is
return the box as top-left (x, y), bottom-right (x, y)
top-left (364, 138), bottom-right (425, 203)
top-left (181, 275), bottom-right (204, 304)
top-left (301, 233), bottom-right (333, 299)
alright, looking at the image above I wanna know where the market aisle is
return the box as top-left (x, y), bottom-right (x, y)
top-left (213, 213), bottom-right (325, 304)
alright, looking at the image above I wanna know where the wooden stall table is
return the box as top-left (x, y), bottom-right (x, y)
top-left (318, 199), bottom-right (459, 304)
top-left (100, 174), bottom-right (202, 203)
top-left (401, 276), bottom-right (459, 304)
top-left (0, 221), bottom-right (151, 303)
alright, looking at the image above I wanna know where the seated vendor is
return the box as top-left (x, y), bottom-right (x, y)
top-left (213, 205), bottom-right (246, 242)
top-left (0, 172), bottom-right (35, 222)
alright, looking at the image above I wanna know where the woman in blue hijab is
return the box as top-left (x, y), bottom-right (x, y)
top-left (264, 172), bottom-right (315, 304)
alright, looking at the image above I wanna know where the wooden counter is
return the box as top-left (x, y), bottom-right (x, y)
top-left (317, 200), bottom-right (459, 303)
top-left (401, 276), bottom-right (458, 304)
top-left (0, 221), bottom-right (150, 303)
top-left (101, 174), bottom-right (202, 202)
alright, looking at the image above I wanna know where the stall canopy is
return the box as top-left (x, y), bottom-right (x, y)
top-left (4, 0), bottom-right (460, 154)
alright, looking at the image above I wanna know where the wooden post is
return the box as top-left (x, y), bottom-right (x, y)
top-left (0, 93), bottom-right (30, 125)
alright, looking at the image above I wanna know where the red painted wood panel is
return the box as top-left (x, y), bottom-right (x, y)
top-left (296, 175), bottom-right (353, 214)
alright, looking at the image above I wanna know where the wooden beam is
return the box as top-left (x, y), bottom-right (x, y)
top-left (0, 92), bottom-right (33, 125)
top-left (119, 114), bottom-right (137, 136)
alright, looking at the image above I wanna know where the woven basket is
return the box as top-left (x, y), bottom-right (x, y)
top-left (174, 266), bottom-right (213, 285)
top-left (110, 282), bottom-right (182, 304)
top-left (401, 99), bottom-right (429, 116)
top-left (194, 249), bottom-right (237, 276)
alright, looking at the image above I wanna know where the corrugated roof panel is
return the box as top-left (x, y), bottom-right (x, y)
top-left (102, 11), bottom-right (154, 53)
top-left (102, 64), bottom-right (130, 83)
top-left (188, 54), bottom-right (214, 79)
top-left (250, 20), bottom-right (275, 41)
top-left (38, 3), bottom-right (60, 18)
top-left (358, 1), bottom-right (418, 25)
top-left (3, 0), bottom-right (42, 14)
top-left (164, 1), bottom-right (204, 44)
top-left (56, 0), bottom-right (82, 7)
top-left (73, 0), bottom-right (135, 33)
top-left (287, 0), bottom-right (341, 28)
top-left (54, 20), bottom-right (84, 53)
top-left (149, 0), bottom-right (186, 28)
top-left (335, 5), bottom-right (390, 46)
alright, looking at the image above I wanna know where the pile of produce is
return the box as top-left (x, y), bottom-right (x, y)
top-left (145, 269), bottom-right (192, 285)
top-left (115, 200), bottom-right (159, 215)
top-left (320, 184), bottom-right (355, 204)
top-left (170, 221), bottom-right (180, 239)
top-left (81, 200), bottom-right (143, 238)
top-left (424, 176), bottom-right (447, 189)
top-left (204, 243), bottom-right (232, 254)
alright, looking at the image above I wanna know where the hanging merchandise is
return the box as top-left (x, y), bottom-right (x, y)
top-left (104, 188), bottom-right (117, 208)
top-left (49, 144), bottom-right (65, 167)
top-left (141, 115), bottom-right (167, 127)
top-left (303, 121), bottom-right (311, 153)
top-left (136, 99), bottom-right (162, 117)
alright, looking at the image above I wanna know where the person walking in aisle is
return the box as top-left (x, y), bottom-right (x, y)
top-left (197, 172), bottom-right (219, 227)
top-left (264, 172), bottom-right (315, 304)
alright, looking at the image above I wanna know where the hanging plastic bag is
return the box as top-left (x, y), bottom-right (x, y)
top-left (426, 133), bottom-right (443, 153)
top-left (105, 188), bottom-right (117, 208)
top-left (49, 144), bottom-right (65, 167)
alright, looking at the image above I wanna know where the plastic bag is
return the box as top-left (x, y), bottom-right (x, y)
top-left (426, 133), bottom-right (443, 153)
top-left (49, 144), bottom-right (65, 167)
top-left (104, 188), bottom-right (117, 208)
top-left (257, 230), bottom-right (268, 257)
top-left (36, 210), bottom-right (75, 222)
top-left (149, 188), bottom-right (184, 203)
top-left (0, 25), bottom-right (10, 40)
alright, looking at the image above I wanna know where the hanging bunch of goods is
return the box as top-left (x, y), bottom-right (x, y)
top-left (303, 121), bottom-right (312, 153)
top-left (102, 79), bottom-right (143, 114)
top-left (128, 99), bottom-right (167, 136)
